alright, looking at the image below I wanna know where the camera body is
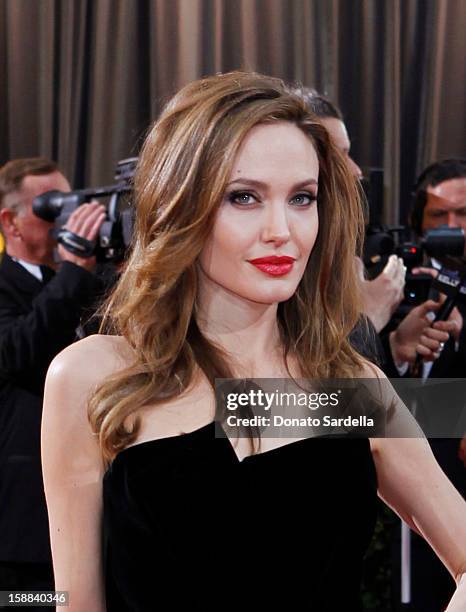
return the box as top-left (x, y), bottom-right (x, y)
top-left (364, 224), bottom-right (465, 318)
top-left (360, 168), bottom-right (465, 315)
top-left (32, 158), bottom-right (137, 263)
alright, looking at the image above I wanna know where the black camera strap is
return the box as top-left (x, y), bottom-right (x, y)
top-left (57, 229), bottom-right (95, 258)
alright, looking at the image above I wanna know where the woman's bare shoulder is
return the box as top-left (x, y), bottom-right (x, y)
top-left (356, 359), bottom-right (386, 380)
top-left (47, 334), bottom-right (136, 388)
top-left (43, 335), bottom-right (138, 440)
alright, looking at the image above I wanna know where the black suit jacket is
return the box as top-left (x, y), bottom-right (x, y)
top-left (421, 299), bottom-right (466, 498)
top-left (0, 254), bottom-right (104, 563)
top-left (379, 294), bottom-right (466, 498)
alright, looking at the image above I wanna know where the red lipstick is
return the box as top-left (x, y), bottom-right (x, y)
top-left (248, 255), bottom-right (296, 276)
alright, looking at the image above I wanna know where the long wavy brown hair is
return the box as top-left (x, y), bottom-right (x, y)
top-left (88, 71), bottom-right (367, 464)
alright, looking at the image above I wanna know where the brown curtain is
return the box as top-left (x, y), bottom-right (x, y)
top-left (0, 0), bottom-right (465, 222)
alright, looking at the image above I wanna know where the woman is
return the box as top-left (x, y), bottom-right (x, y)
top-left (41, 72), bottom-right (466, 610)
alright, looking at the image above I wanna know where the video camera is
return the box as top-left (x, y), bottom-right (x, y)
top-left (32, 157), bottom-right (138, 263)
top-left (360, 168), bottom-right (466, 315)
top-left (364, 224), bottom-right (465, 314)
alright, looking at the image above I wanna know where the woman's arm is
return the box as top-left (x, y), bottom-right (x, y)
top-left (362, 362), bottom-right (466, 608)
top-left (41, 335), bottom-right (124, 611)
top-left (371, 438), bottom-right (466, 612)
top-left (371, 435), bottom-right (466, 587)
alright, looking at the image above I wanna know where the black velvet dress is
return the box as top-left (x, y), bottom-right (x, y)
top-left (103, 421), bottom-right (378, 611)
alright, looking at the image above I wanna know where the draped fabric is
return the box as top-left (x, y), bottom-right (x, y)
top-left (0, 0), bottom-right (465, 223)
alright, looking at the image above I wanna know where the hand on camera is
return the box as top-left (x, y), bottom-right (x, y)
top-left (389, 299), bottom-right (461, 366)
top-left (57, 201), bottom-right (106, 272)
top-left (412, 266), bottom-right (463, 343)
top-left (357, 254), bottom-right (406, 332)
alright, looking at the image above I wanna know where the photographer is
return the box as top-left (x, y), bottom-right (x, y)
top-left (391, 158), bottom-right (466, 612)
top-left (297, 87), bottom-right (463, 378)
top-left (0, 158), bottom-right (106, 600)
top-left (390, 158), bottom-right (466, 379)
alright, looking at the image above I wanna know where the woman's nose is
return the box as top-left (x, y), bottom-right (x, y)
top-left (261, 203), bottom-right (291, 244)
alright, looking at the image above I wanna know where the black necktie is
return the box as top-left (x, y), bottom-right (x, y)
top-left (40, 265), bottom-right (56, 284)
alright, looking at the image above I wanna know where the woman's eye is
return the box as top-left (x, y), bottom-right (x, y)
top-left (291, 193), bottom-right (316, 206)
top-left (228, 191), bottom-right (257, 206)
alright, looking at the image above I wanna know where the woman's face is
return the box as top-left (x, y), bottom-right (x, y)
top-left (198, 121), bottom-right (319, 305)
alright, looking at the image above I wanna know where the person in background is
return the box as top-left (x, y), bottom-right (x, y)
top-left (294, 87), bottom-right (406, 333)
top-left (293, 86), bottom-right (458, 373)
top-left (399, 158), bottom-right (466, 612)
top-left (411, 158), bottom-right (466, 251)
top-left (390, 158), bottom-right (466, 378)
top-left (0, 158), bottom-right (106, 606)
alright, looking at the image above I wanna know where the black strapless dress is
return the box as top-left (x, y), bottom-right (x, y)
top-left (103, 421), bottom-right (378, 611)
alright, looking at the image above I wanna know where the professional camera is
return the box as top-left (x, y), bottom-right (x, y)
top-left (360, 168), bottom-right (465, 312)
top-left (364, 224), bottom-right (465, 311)
top-left (32, 157), bottom-right (137, 263)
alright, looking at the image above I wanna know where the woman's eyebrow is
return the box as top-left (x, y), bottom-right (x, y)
top-left (226, 178), bottom-right (318, 189)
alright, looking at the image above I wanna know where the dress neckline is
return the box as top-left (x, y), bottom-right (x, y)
top-left (107, 420), bottom-right (349, 474)
top-left (114, 420), bottom-right (216, 459)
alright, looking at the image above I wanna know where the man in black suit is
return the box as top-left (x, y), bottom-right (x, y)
top-left (0, 158), bottom-right (106, 602)
top-left (405, 158), bottom-right (466, 432)
top-left (390, 158), bottom-right (466, 611)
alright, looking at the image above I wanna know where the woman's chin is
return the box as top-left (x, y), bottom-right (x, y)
top-left (244, 287), bottom-right (297, 305)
